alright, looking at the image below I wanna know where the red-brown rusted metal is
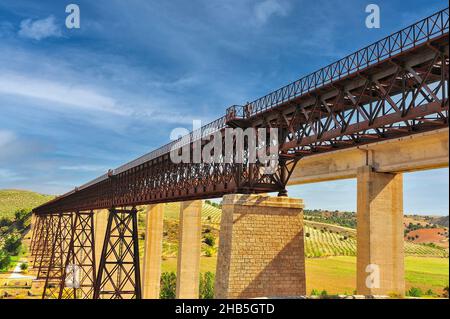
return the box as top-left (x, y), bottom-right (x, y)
top-left (93, 207), bottom-right (141, 299)
top-left (59, 211), bottom-right (97, 299)
top-left (33, 8), bottom-right (448, 215)
top-left (42, 213), bottom-right (73, 299)
top-left (29, 8), bottom-right (449, 300)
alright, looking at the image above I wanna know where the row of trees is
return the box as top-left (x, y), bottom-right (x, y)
top-left (204, 200), bottom-right (222, 209)
top-left (404, 222), bottom-right (438, 237)
top-left (304, 210), bottom-right (357, 229)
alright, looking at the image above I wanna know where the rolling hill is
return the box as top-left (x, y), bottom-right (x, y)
top-left (0, 189), bottom-right (54, 218)
top-left (431, 216), bottom-right (449, 228)
top-left (156, 202), bottom-right (448, 258)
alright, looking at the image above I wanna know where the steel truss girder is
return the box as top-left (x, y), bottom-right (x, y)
top-left (59, 211), bottom-right (97, 299)
top-left (94, 207), bottom-right (141, 299)
top-left (35, 214), bottom-right (58, 280)
top-left (42, 213), bottom-right (73, 299)
top-left (30, 214), bottom-right (43, 265)
top-left (280, 51), bottom-right (449, 155)
top-left (32, 11), bottom-right (449, 215)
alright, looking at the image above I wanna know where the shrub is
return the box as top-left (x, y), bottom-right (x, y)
top-left (0, 226), bottom-right (9, 235)
top-left (305, 233), bottom-right (310, 238)
top-left (199, 272), bottom-right (215, 299)
top-left (425, 289), bottom-right (434, 296)
top-left (204, 246), bottom-right (214, 257)
top-left (203, 234), bottom-right (215, 247)
top-left (160, 272), bottom-right (177, 299)
top-left (407, 287), bottom-right (423, 297)
top-left (0, 249), bottom-right (11, 270)
top-left (159, 272), bottom-right (215, 299)
top-left (14, 209), bottom-right (30, 230)
top-left (310, 289), bottom-right (320, 296)
top-left (0, 217), bottom-right (13, 228)
top-left (443, 286), bottom-right (449, 298)
top-left (4, 233), bottom-right (22, 255)
top-left (20, 263), bottom-right (28, 271)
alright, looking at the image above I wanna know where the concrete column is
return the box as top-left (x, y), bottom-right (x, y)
top-left (176, 200), bottom-right (202, 299)
top-left (215, 194), bottom-right (306, 299)
top-left (94, 209), bottom-right (109, 272)
top-left (357, 165), bottom-right (405, 296)
top-left (142, 204), bottom-right (164, 299)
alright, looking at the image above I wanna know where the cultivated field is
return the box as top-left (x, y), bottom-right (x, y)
top-left (163, 202), bottom-right (221, 224)
top-left (304, 224), bottom-right (448, 258)
top-left (405, 228), bottom-right (449, 248)
top-left (159, 202), bottom-right (449, 259)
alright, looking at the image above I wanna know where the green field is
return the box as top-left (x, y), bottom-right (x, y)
top-left (158, 256), bottom-right (448, 295)
top-left (0, 189), bottom-right (54, 218)
top-left (306, 256), bottom-right (449, 295)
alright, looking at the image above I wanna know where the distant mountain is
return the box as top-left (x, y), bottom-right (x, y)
top-left (0, 189), bottom-right (54, 218)
top-left (431, 216), bottom-right (449, 228)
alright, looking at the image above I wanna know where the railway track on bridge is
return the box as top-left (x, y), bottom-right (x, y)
top-left (30, 8), bottom-right (449, 299)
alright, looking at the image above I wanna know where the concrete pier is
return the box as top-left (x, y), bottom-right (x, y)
top-left (176, 200), bottom-right (202, 299)
top-left (142, 204), bottom-right (164, 299)
top-left (215, 194), bottom-right (306, 299)
top-left (356, 166), bottom-right (405, 295)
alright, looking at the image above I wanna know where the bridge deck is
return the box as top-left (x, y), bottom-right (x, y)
top-left (34, 8), bottom-right (449, 214)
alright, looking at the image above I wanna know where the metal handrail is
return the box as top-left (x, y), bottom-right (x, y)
top-left (233, 7), bottom-right (449, 119)
top-left (36, 7), bottom-right (450, 203)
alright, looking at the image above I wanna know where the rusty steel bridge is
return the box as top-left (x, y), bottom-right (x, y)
top-left (30, 8), bottom-right (449, 299)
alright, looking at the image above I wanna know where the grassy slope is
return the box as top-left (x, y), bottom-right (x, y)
top-left (306, 256), bottom-right (449, 294)
top-left (158, 256), bottom-right (449, 295)
top-left (0, 189), bottom-right (54, 218)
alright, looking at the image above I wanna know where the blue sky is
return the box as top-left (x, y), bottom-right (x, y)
top-left (0, 0), bottom-right (448, 215)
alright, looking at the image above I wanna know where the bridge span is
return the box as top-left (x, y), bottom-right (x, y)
top-left (30, 8), bottom-right (448, 299)
top-left (289, 128), bottom-right (448, 184)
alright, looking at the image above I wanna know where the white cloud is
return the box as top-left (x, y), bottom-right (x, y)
top-left (253, 0), bottom-right (289, 26)
top-left (18, 16), bottom-right (62, 40)
top-left (60, 165), bottom-right (108, 172)
top-left (0, 130), bottom-right (15, 148)
top-left (0, 168), bottom-right (24, 181)
top-left (0, 73), bottom-right (128, 115)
